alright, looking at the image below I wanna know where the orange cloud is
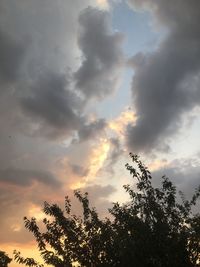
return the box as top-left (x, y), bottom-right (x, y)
top-left (28, 204), bottom-right (45, 221)
top-left (96, 0), bottom-right (109, 9)
top-left (70, 110), bottom-right (137, 189)
top-left (71, 138), bottom-right (110, 189)
top-left (148, 159), bottom-right (169, 172)
top-left (108, 110), bottom-right (137, 138)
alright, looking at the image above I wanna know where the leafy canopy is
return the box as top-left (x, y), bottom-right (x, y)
top-left (2, 154), bottom-right (200, 266)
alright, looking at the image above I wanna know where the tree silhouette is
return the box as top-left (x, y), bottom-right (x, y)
top-left (6, 154), bottom-right (200, 266)
top-left (0, 251), bottom-right (12, 267)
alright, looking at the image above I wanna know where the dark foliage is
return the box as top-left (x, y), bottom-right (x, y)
top-left (0, 251), bottom-right (12, 267)
top-left (6, 154), bottom-right (200, 266)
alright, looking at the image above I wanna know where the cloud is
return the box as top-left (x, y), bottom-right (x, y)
top-left (126, 0), bottom-right (200, 152)
top-left (77, 118), bottom-right (107, 142)
top-left (152, 157), bottom-right (200, 200)
top-left (148, 158), bottom-right (168, 172)
top-left (70, 138), bottom-right (111, 189)
top-left (96, 0), bottom-right (110, 10)
top-left (0, 0), bottom-right (97, 75)
top-left (69, 163), bottom-right (89, 177)
top-left (0, 1), bottom-right (126, 250)
top-left (21, 71), bottom-right (84, 139)
top-left (74, 7), bottom-right (124, 100)
top-left (21, 71), bottom-right (109, 141)
top-left (109, 138), bottom-right (123, 163)
top-left (0, 168), bottom-right (61, 188)
top-left (0, 182), bottom-right (64, 244)
top-left (101, 137), bottom-right (124, 174)
top-left (0, 29), bottom-right (26, 86)
top-left (109, 109), bottom-right (137, 138)
top-left (74, 184), bottom-right (116, 217)
top-left (83, 184), bottom-right (116, 199)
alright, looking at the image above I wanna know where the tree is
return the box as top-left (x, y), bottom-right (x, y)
top-left (0, 251), bottom-right (12, 267)
top-left (9, 154), bottom-right (200, 266)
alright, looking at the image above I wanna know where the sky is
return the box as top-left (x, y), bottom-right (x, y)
top-left (0, 0), bottom-right (200, 265)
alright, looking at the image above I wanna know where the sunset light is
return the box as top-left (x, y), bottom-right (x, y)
top-left (0, 0), bottom-right (200, 266)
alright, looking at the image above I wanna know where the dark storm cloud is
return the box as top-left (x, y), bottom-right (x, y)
top-left (0, 29), bottom-right (26, 85)
top-left (21, 71), bottom-right (109, 140)
top-left (0, 3), bottom-right (124, 142)
top-left (0, 168), bottom-right (61, 188)
top-left (0, 0), bottom-right (94, 74)
top-left (127, 0), bottom-right (200, 152)
top-left (74, 7), bottom-right (124, 99)
top-left (21, 72), bottom-right (84, 138)
top-left (18, 6), bottom-right (123, 140)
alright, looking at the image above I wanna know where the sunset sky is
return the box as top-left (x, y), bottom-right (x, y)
top-left (1, 0), bottom-right (200, 265)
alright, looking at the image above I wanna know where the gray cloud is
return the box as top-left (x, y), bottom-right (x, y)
top-left (77, 118), bottom-right (107, 142)
top-left (0, 0), bottom-right (92, 143)
top-left (0, 29), bottom-right (26, 86)
top-left (84, 184), bottom-right (116, 199)
top-left (127, 0), bottom-right (200, 152)
top-left (74, 7), bottom-right (124, 100)
top-left (21, 71), bottom-right (84, 139)
top-left (0, 0), bottom-right (95, 75)
top-left (0, 2), bottom-right (124, 144)
top-left (70, 163), bottom-right (89, 177)
top-left (0, 168), bottom-right (61, 188)
top-left (75, 184), bottom-right (116, 217)
top-left (152, 158), bottom-right (200, 201)
top-left (21, 71), bottom-right (109, 141)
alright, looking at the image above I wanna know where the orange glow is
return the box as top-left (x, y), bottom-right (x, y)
top-left (2, 242), bottom-right (42, 267)
top-left (10, 224), bottom-right (21, 232)
top-left (70, 110), bottom-right (136, 190)
top-left (71, 138), bottom-right (110, 189)
top-left (28, 204), bottom-right (44, 221)
top-left (109, 110), bottom-right (137, 138)
top-left (96, 0), bottom-right (109, 9)
top-left (148, 159), bottom-right (168, 171)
